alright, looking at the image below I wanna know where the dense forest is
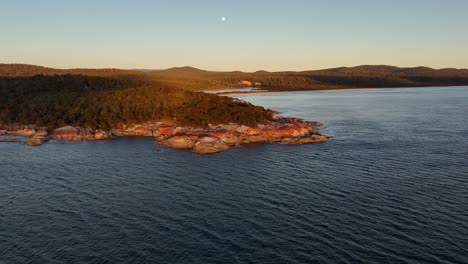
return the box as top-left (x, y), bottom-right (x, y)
top-left (1, 63), bottom-right (468, 129)
top-left (0, 67), bottom-right (273, 128)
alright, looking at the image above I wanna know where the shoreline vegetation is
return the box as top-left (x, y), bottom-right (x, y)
top-left (2, 63), bottom-right (468, 153)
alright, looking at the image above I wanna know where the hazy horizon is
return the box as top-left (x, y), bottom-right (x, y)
top-left (2, 0), bottom-right (468, 71)
top-left (3, 63), bottom-right (468, 73)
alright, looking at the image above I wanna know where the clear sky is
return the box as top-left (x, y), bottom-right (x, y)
top-left (2, 0), bottom-right (468, 71)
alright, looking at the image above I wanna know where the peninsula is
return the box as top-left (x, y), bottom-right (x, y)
top-left (2, 63), bottom-right (468, 153)
top-left (0, 64), bottom-right (328, 153)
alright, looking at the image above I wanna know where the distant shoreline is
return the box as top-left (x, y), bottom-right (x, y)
top-left (211, 87), bottom-right (377, 97)
top-left (217, 86), bottom-right (468, 97)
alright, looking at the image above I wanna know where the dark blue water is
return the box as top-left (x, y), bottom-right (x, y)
top-left (1, 87), bottom-right (468, 264)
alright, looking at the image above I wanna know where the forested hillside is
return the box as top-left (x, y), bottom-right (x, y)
top-left (0, 66), bottom-right (273, 128)
top-left (149, 65), bottom-right (468, 91)
top-left (2, 63), bottom-right (468, 129)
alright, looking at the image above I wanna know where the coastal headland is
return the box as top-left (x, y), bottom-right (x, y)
top-left (3, 63), bottom-right (467, 154)
top-left (0, 117), bottom-right (327, 154)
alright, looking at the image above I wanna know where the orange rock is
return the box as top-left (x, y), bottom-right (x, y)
top-left (210, 131), bottom-right (242, 145)
top-left (160, 135), bottom-right (196, 149)
top-left (193, 136), bottom-right (230, 154)
top-left (158, 127), bottom-right (175, 137)
top-left (244, 128), bottom-right (263, 135)
top-left (53, 127), bottom-right (78, 137)
top-left (52, 126), bottom-right (84, 141)
top-left (242, 134), bottom-right (273, 143)
top-left (2, 116), bottom-right (327, 153)
top-left (79, 129), bottom-right (93, 138)
top-left (296, 126), bottom-right (314, 135)
top-left (25, 136), bottom-right (49, 146)
top-left (279, 127), bottom-right (301, 137)
top-left (35, 129), bottom-right (48, 136)
top-left (94, 130), bottom-right (113, 140)
top-left (134, 127), bottom-right (153, 136)
top-left (9, 128), bottom-right (36, 137)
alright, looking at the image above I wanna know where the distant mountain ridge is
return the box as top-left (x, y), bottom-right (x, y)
top-left (3, 63), bottom-right (467, 76)
top-left (0, 63), bottom-right (140, 77)
top-left (1, 63), bottom-right (468, 91)
top-left (307, 65), bottom-right (468, 77)
top-left (154, 66), bottom-right (214, 77)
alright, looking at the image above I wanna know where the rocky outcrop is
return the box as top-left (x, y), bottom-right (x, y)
top-left (25, 136), bottom-right (49, 146)
top-left (8, 128), bottom-right (36, 137)
top-left (193, 137), bottom-right (231, 154)
top-left (94, 130), bottom-right (113, 140)
top-left (112, 123), bottom-right (161, 137)
top-left (209, 131), bottom-right (243, 145)
top-left (0, 116), bottom-right (328, 154)
top-left (52, 126), bottom-right (88, 141)
top-left (154, 117), bottom-right (327, 154)
top-left (35, 129), bottom-right (49, 136)
top-left (160, 135), bottom-right (197, 149)
top-left (52, 127), bottom-right (114, 141)
top-left (0, 126), bottom-right (49, 138)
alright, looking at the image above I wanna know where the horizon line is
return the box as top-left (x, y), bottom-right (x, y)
top-left (2, 62), bottom-right (468, 73)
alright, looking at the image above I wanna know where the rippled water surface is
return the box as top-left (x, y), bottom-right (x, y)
top-left (1, 87), bottom-right (468, 263)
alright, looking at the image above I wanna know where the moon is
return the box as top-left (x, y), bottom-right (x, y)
top-left (221, 17), bottom-right (226, 22)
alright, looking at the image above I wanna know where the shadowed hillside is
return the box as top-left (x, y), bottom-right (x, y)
top-left (149, 65), bottom-right (468, 91)
top-left (1, 63), bottom-right (468, 129)
top-left (3, 63), bottom-right (468, 92)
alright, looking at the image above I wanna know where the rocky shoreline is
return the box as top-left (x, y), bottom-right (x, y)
top-left (0, 117), bottom-right (328, 154)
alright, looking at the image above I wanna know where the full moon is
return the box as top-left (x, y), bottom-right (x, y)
top-left (221, 17), bottom-right (226, 22)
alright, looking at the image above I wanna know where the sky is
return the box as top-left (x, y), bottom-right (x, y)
top-left (2, 0), bottom-right (468, 71)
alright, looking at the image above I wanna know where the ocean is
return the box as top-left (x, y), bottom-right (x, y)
top-left (1, 87), bottom-right (467, 263)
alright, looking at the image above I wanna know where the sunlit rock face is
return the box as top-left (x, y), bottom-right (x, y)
top-left (35, 129), bottom-right (49, 137)
top-left (1, 117), bottom-right (327, 154)
top-left (52, 127), bottom-right (114, 141)
top-left (5, 128), bottom-right (36, 137)
top-left (153, 116), bottom-right (327, 154)
top-left (25, 136), bottom-right (49, 146)
top-left (160, 135), bottom-right (197, 149)
top-left (52, 126), bottom-right (88, 141)
top-left (192, 136), bottom-right (231, 154)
